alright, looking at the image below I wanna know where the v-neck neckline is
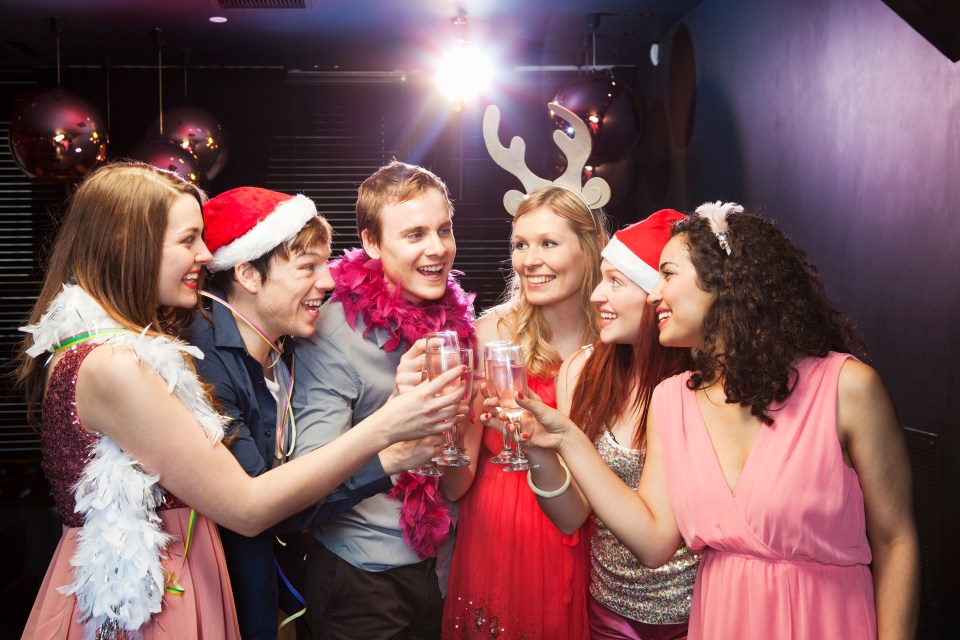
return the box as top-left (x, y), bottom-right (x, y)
top-left (692, 385), bottom-right (765, 497)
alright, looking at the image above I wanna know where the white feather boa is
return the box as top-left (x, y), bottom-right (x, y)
top-left (20, 284), bottom-right (227, 639)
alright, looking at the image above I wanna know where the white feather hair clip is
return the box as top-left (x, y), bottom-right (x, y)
top-left (695, 201), bottom-right (744, 255)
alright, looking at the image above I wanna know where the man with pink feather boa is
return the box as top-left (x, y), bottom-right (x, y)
top-left (291, 161), bottom-right (477, 639)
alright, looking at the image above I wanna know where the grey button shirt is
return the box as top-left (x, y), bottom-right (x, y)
top-left (292, 299), bottom-right (455, 572)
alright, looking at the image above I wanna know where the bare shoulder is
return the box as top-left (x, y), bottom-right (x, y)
top-left (556, 346), bottom-right (591, 416)
top-left (557, 347), bottom-right (591, 392)
top-left (78, 345), bottom-right (169, 404)
top-left (475, 308), bottom-right (513, 344)
top-left (836, 357), bottom-right (899, 449)
top-left (837, 358), bottom-right (890, 407)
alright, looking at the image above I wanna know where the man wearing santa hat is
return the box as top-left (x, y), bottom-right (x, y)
top-left (191, 186), bottom-right (445, 639)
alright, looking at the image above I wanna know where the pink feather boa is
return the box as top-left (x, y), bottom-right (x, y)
top-left (330, 248), bottom-right (477, 559)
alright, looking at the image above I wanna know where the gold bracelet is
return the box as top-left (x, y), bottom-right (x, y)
top-left (526, 457), bottom-right (571, 498)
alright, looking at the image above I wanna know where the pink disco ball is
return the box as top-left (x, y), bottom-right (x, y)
top-left (132, 140), bottom-right (202, 185)
top-left (552, 74), bottom-right (642, 166)
top-left (9, 90), bottom-right (107, 181)
top-left (149, 107), bottom-right (228, 182)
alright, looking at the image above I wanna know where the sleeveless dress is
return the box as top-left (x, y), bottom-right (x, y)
top-left (589, 430), bottom-right (698, 639)
top-left (443, 374), bottom-right (591, 639)
top-left (22, 344), bottom-right (241, 639)
top-left (653, 353), bottom-right (877, 640)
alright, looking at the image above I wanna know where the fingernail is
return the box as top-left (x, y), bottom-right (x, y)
top-left (521, 433), bottom-right (530, 440)
top-left (481, 413), bottom-right (490, 420)
top-left (517, 391), bottom-right (525, 400)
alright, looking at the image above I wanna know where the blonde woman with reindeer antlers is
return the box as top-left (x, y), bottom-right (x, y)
top-left (441, 104), bottom-right (607, 639)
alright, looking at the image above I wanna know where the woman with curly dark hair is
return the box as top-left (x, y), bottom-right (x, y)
top-left (513, 203), bottom-right (920, 640)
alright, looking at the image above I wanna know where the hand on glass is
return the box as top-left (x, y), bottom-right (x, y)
top-left (379, 364), bottom-right (466, 444)
top-left (513, 389), bottom-right (575, 453)
top-left (393, 338), bottom-right (428, 397)
top-left (379, 434), bottom-right (446, 476)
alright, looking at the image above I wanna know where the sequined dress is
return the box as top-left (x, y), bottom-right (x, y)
top-left (22, 344), bottom-right (240, 639)
top-left (654, 353), bottom-right (877, 639)
top-left (442, 374), bottom-right (591, 639)
top-left (591, 430), bottom-right (699, 624)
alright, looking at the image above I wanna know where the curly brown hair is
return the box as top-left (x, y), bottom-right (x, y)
top-left (674, 209), bottom-right (863, 424)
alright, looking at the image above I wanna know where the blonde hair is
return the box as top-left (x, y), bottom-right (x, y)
top-left (16, 161), bottom-right (206, 422)
top-left (492, 186), bottom-right (607, 378)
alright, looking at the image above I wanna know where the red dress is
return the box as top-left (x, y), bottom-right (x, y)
top-left (443, 374), bottom-right (590, 639)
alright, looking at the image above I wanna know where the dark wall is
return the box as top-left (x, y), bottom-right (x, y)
top-left (628, 0), bottom-right (956, 635)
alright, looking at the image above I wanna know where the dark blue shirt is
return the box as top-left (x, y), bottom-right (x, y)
top-left (190, 290), bottom-right (392, 640)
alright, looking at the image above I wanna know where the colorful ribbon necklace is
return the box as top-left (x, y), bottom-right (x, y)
top-left (199, 290), bottom-right (298, 461)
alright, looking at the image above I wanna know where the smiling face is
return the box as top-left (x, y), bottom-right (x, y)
top-left (647, 234), bottom-right (715, 349)
top-left (511, 206), bottom-right (587, 309)
top-left (361, 187), bottom-right (455, 304)
top-left (252, 243), bottom-right (334, 340)
top-left (591, 258), bottom-right (648, 345)
top-left (157, 193), bottom-right (212, 309)
top-left (647, 234), bottom-right (715, 348)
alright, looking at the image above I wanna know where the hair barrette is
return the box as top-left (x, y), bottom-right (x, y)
top-left (695, 201), bottom-right (743, 256)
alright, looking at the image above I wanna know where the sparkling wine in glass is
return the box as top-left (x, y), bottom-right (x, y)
top-left (483, 341), bottom-right (516, 464)
top-left (488, 344), bottom-right (535, 472)
top-left (435, 347), bottom-right (473, 467)
top-left (413, 331), bottom-right (460, 476)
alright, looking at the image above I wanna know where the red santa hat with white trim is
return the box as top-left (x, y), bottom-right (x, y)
top-left (600, 209), bottom-right (686, 292)
top-left (203, 186), bottom-right (318, 272)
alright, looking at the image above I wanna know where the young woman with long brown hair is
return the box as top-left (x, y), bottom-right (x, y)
top-left (16, 161), bottom-right (465, 639)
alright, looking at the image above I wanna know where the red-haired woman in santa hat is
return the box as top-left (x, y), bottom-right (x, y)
top-left (15, 161), bottom-right (465, 640)
top-left (522, 210), bottom-right (698, 640)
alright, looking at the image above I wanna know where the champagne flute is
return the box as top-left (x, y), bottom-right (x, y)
top-left (435, 347), bottom-right (473, 466)
top-left (484, 341), bottom-right (516, 464)
top-left (488, 344), bottom-right (535, 472)
top-left (413, 330), bottom-right (461, 476)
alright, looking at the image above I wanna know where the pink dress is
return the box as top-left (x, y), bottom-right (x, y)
top-left (443, 374), bottom-right (591, 639)
top-left (22, 344), bottom-right (241, 639)
top-left (653, 353), bottom-right (876, 640)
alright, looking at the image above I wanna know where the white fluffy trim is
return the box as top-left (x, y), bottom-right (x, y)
top-left (209, 193), bottom-right (317, 271)
top-left (21, 283), bottom-right (227, 638)
top-left (601, 236), bottom-right (659, 293)
top-left (57, 438), bottom-right (169, 639)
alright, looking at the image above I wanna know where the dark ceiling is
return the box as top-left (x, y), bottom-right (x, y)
top-left (1, 0), bottom-right (702, 71)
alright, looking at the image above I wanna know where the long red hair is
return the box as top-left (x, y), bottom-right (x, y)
top-left (569, 303), bottom-right (691, 449)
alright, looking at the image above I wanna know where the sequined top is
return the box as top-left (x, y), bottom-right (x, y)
top-left (590, 429), bottom-right (700, 624)
top-left (41, 343), bottom-right (186, 528)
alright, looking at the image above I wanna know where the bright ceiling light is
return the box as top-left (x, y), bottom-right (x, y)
top-left (437, 45), bottom-right (492, 103)
top-left (209, 17), bottom-right (228, 24)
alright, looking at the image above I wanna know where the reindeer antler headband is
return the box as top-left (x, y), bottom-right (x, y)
top-left (483, 102), bottom-right (612, 217)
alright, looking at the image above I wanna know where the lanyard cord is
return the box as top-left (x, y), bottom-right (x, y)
top-left (199, 290), bottom-right (297, 461)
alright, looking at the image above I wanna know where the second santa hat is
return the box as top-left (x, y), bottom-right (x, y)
top-left (601, 209), bottom-right (686, 293)
top-left (203, 186), bottom-right (318, 272)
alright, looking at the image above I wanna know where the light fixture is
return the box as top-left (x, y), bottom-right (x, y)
top-left (209, 16), bottom-right (228, 24)
top-left (9, 17), bottom-right (107, 181)
top-left (436, 15), bottom-right (492, 105)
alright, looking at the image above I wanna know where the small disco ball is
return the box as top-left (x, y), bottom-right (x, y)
top-left (132, 139), bottom-right (202, 185)
top-left (9, 90), bottom-right (107, 181)
top-left (552, 74), bottom-right (642, 166)
top-left (149, 106), bottom-right (229, 182)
